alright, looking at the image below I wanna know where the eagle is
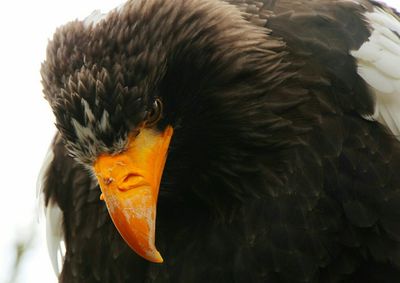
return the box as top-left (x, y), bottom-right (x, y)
top-left (39, 0), bottom-right (400, 282)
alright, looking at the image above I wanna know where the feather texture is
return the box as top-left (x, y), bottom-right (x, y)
top-left (40, 0), bottom-right (400, 282)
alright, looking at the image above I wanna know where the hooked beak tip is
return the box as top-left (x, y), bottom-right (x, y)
top-left (150, 250), bottom-right (164, 263)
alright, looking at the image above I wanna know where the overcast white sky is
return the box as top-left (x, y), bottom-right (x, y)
top-left (0, 0), bottom-right (399, 282)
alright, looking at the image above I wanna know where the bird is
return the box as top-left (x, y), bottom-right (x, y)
top-left (39, 0), bottom-right (400, 282)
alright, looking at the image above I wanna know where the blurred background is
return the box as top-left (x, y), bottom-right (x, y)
top-left (0, 1), bottom-right (125, 282)
top-left (0, 0), bottom-right (398, 282)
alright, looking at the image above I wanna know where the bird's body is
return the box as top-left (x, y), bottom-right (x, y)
top-left (40, 0), bottom-right (400, 282)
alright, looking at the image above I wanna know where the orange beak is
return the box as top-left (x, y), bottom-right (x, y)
top-left (93, 126), bottom-right (173, 263)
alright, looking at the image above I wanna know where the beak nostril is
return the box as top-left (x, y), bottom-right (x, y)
top-left (122, 173), bottom-right (141, 183)
top-left (119, 173), bottom-right (148, 191)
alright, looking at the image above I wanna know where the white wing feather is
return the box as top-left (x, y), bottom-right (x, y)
top-left (36, 141), bottom-right (65, 276)
top-left (46, 201), bottom-right (66, 276)
top-left (352, 7), bottom-right (400, 138)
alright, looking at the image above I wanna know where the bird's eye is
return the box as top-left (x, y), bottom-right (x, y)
top-left (146, 98), bottom-right (163, 127)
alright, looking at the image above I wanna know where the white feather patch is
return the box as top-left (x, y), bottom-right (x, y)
top-left (351, 7), bottom-right (400, 138)
top-left (46, 201), bottom-right (66, 276)
top-left (36, 140), bottom-right (65, 276)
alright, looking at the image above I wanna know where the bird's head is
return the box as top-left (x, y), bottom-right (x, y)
top-left (41, 0), bottom-right (288, 263)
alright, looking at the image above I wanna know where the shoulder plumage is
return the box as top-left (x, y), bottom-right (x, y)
top-left (352, 2), bottom-right (400, 138)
